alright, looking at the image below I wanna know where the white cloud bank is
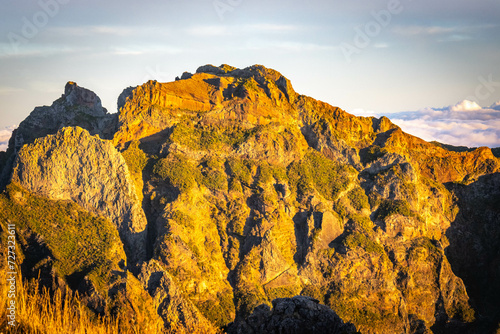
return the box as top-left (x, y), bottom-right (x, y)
top-left (0, 125), bottom-right (16, 151)
top-left (351, 101), bottom-right (500, 148)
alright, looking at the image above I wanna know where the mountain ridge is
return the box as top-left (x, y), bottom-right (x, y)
top-left (1, 64), bottom-right (499, 334)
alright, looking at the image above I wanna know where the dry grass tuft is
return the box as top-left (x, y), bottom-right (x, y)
top-left (1, 274), bottom-right (164, 334)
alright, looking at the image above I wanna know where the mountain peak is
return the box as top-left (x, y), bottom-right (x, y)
top-left (6, 81), bottom-right (116, 152)
top-left (192, 63), bottom-right (296, 100)
top-left (195, 63), bottom-right (237, 75)
top-left (113, 64), bottom-right (299, 144)
top-left (63, 81), bottom-right (106, 115)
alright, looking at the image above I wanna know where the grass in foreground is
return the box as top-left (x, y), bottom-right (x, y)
top-left (0, 274), bottom-right (164, 334)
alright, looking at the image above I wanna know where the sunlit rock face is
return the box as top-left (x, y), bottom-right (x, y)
top-left (2, 64), bottom-right (499, 334)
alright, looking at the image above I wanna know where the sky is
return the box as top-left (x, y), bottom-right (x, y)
top-left (1, 0), bottom-right (500, 151)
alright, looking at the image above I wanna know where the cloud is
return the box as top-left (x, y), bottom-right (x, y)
top-left (110, 45), bottom-right (183, 56)
top-left (91, 26), bottom-right (137, 36)
top-left (48, 25), bottom-right (171, 37)
top-left (390, 118), bottom-right (500, 148)
top-left (393, 100), bottom-right (500, 121)
top-left (437, 34), bottom-right (472, 42)
top-left (392, 25), bottom-right (458, 37)
top-left (239, 38), bottom-right (335, 52)
top-left (392, 23), bottom-right (497, 37)
top-left (247, 23), bottom-right (298, 33)
top-left (0, 125), bottom-right (16, 152)
top-left (449, 100), bottom-right (481, 112)
top-left (391, 23), bottom-right (498, 43)
top-left (185, 23), bottom-right (300, 37)
top-left (272, 42), bottom-right (336, 52)
top-left (490, 101), bottom-right (500, 110)
top-left (350, 101), bottom-right (500, 148)
top-left (185, 25), bottom-right (229, 37)
top-left (0, 43), bottom-right (78, 59)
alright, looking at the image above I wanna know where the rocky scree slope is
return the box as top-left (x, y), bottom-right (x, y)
top-left (1, 64), bottom-right (499, 334)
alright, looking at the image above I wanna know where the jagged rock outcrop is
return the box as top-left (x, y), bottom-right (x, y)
top-left (228, 296), bottom-right (358, 334)
top-left (2, 64), bottom-right (500, 334)
top-left (11, 81), bottom-right (117, 152)
top-left (138, 259), bottom-right (220, 333)
top-left (11, 127), bottom-right (147, 264)
top-left (0, 82), bottom-right (119, 189)
top-left (113, 64), bottom-right (299, 145)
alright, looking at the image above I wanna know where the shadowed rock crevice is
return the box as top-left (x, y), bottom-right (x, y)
top-left (227, 296), bottom-right (358, 334)
top-left (444, 173), bottom-right (500, 333)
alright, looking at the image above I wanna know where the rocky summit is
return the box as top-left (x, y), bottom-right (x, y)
top-left (1, 64), bottom-right (499, 334)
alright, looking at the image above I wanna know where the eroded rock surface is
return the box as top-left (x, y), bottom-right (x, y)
top-left (2, 64), bottom-right (500, 333)
top-left (228, 296), bottom-right (358, 334)
top-left (11, 127), bottom-right (147, 264)
top-left (12, 81), bottom-right (117, 152)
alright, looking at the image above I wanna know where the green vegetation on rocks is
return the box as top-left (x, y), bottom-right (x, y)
top-left (153, 154), bottom-right (200, 192)
top-left (170, 121), bottom-right (260, 151)
top-left (343, 231), bottom-right (385, 255)
top-left (227, 158), bottom-right (253, 185)
top-left (347, 187), bottom-right (370, 211)
top-left (121, 140), bottom-right (148, 175)
top-left (376, 199), bottom-right (418, 220)
top-left (0, 183), bottom-right (123, 292)
top-left (363, 145), bottom-right (388, 163)
top-left (287, 150), bottom-right (352, 200)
